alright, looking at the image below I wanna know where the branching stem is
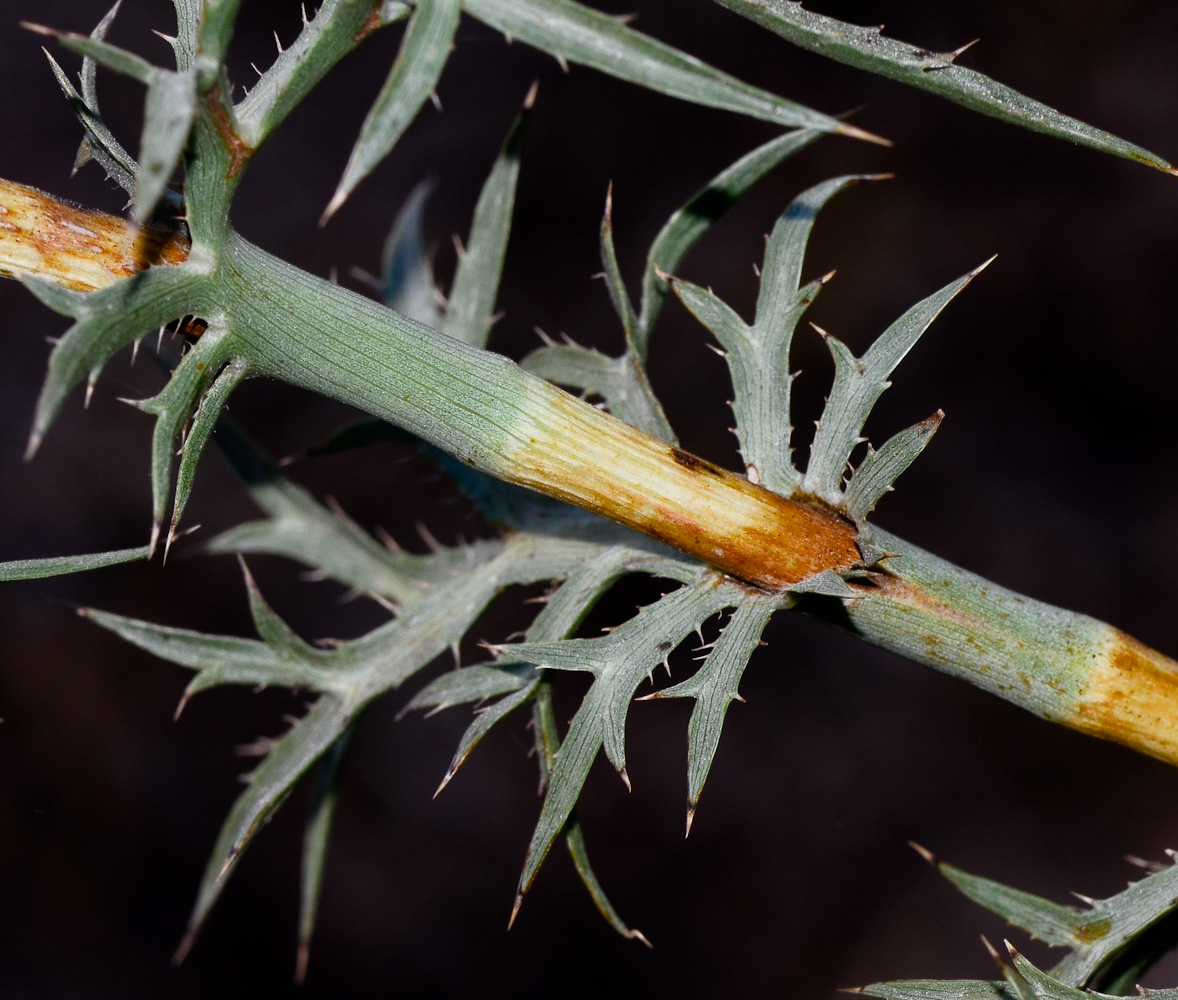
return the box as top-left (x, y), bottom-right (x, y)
top-left (5, 176), bottom-right (1178, 771)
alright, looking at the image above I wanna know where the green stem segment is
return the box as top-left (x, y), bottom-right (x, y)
top-left (5, 178), bottom-right (1178, 771)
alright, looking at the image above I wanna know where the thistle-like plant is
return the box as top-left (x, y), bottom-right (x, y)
top-left (2, 0), bottom-right (1177, 990)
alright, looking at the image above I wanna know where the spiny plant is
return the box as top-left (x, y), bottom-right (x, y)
top-left (1, 0), bottom-right (1177, 990)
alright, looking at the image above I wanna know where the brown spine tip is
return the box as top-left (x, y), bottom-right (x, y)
top-left (907, 840), bottom-right (937, 866)
top-left (507, 892), bottom-right (523, 931)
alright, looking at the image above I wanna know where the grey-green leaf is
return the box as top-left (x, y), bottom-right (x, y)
top-left (711, 0), bottom-right (1178, 175)
top-left (296, 726), bottom-right (353, 985)
top-left (462, 0), bottom-right (882, 143)
top-left (323, 0), bottom-right (462, 222)
top-left (236, 0), bottom-right (411, 148)
top-left (803, 261), bottom-right (989, 503)
top-left (637, 127), bottom-right (822, 354)
top-left (508, 574), bottom-right (739, 902)
top-left (844, 411), bottom-right (943, 524)
top-left (649, 595), bottom-right (777, 826)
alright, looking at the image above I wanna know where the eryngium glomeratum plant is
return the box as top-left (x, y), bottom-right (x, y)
top-left (2, 0), bottom-right (1177, 988)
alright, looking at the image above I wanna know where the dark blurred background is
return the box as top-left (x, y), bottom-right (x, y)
top-left (3, 1), bottom-right (1178, 996)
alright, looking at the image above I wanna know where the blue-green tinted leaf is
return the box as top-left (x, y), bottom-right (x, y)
top-left (296, 726), bottom-right (353, 985)
top-left (379, 179), bottom-right (442, 326)
top-left (175, 695), bottom-right (353, 963)
top-left (803, 261), bottom-right (988, 503)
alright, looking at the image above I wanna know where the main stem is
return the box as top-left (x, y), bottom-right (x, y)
top-left (5, 176), bottom-right (1178, 769)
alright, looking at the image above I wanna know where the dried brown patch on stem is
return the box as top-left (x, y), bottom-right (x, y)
top-left (206, 89), bottom-right (254, 179)
top-left (0, 177), bottom-right (189, 292)
top-left (1076, 630), bottom-right (1178, 767)
top-left (510, 386), bottom-right (861, 591)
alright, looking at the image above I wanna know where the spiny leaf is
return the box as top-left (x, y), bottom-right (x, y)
top-left (175, 694), bottom-right (354, 963)
top-left (378, 179), bottom-right (442, 326)
top-left (843, 410), bottom-right (943, 523)
top-left (296, 725), bottom-right (353, 985)
top-left (462, 0), bottom-right (883, 143)
top-left (676, 174), bottom-right (870, 492)
top-left (927, 850), bottom-right (1178, 989)
top-left (236, 0), bottom-right (412, 148)
top-left (803, 259), bottom-right (991, 503)
top-left (81, 606), bottom-right (341, 697)
top-left (48, 30), bottom-right (157, 85)
top-left (0, 545), bottom-right (149, 581)
top-left (637, 127), bottom-right (822, 354)
top-left (861, 981), bottom-right (1015, 999)
top-left (170, 357), bottom-right (250, 541)
top-left (239, 558), bottom-right (317, 660)
top-left (508, 573), bottom-right (741, 905)
top-left (645, 595), bottom-right (778, 830)
top-left (26, 265), bottom-right (209, 458)
top-left (210, 420), bottom-right (477, 606)
top-left (533, 680), bottom-right (647, 945)
top-left (443, 86), bottom-right (531, 348)
top-left (711, 0), bottom-right (1178, 176)
top-left (405, 662), bottom-right (532, 714)
top-left (323, 0), bottom-right (462, 222)
top-left (44, 4), bottom-right (138, 196)
top-left (139, 323), bottom-right (234, 548)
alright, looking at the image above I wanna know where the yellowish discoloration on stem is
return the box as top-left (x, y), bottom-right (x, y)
top-left (1076, 629), bottom-right (1178, 767)
top-left (0, 177), bottom-right (189, 292)
top-left (510, 384), bottom-right (862, 589)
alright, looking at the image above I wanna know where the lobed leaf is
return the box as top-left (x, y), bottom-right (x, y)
top-left (928, 850), bottom-right (1178, 989)
top-left (803, 260), bottom-right (988, 504)
top-left (843, 411), bottom-right (943, 524)
top-left (296, 726), bottom-right (353, 985)
top-left (711, 0), bottom-right (1178, 175)
top-left (175, 694), bottom-right (354, 962)
top-left (507, 572), bottom-right (742, 903)
top-left (26, 264), bottom-right (209, 459)
top-left (648, 595), bottom-right (778, 829)
top-left (323, 0), bottom-right (462, 222)
top-left (135, 68), bottom-right (197, 224)
top-left (637, 127), bottom-right (822, 355)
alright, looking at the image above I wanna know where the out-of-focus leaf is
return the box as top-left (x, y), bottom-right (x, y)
top-left (443, 90), bottom-right (530, 348)
top-left (0, 545), bottom-right (149, 581)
